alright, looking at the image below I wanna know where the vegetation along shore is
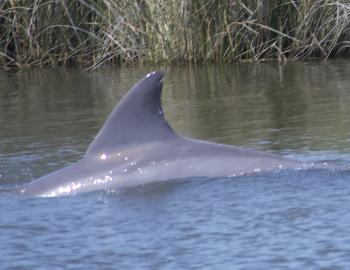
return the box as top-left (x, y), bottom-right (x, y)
top-left (1, 0), bottom-right (350, 68)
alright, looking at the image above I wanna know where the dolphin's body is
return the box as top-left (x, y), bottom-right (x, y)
top-left (9, 71), bottom-right (300, 197)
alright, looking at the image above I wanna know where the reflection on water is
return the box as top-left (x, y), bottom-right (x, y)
top-left (166, 62), bottom-right (350, 151)
top-left (0, 62), bottom-right (350, 269)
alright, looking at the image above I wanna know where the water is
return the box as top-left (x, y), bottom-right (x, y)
top-left (1, 61), bottom-right (350, 269)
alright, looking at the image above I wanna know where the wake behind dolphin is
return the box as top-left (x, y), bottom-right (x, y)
top-left (6, 71), bottom-right (301, 197)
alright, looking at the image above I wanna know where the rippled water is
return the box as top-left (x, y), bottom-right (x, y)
top-left (1, 61), bottom-right (350, 269)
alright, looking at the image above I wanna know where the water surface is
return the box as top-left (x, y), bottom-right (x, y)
top-left (1, 61), bottom-right (350, 269)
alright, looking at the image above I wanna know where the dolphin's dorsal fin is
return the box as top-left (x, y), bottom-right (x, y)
top-left (85, 71), bottom-right (178, 157)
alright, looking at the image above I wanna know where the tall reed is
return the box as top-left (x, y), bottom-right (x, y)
top-left (1, 0), bottom-right (349, 68)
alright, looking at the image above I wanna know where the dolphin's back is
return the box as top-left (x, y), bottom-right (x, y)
top-left (129, 136), bottom-right (300, 180)
top-left (4, 71), bottom-right (302, 197)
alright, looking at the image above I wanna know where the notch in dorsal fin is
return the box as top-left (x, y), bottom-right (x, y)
top-left (85, 71), bottom-right (178, 157)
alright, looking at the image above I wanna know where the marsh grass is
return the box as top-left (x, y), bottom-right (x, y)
top-left (1, 0), bottom-right (350, 68)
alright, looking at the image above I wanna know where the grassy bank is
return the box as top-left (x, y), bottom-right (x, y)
top-left (1, 0), bottom-right (350, 68)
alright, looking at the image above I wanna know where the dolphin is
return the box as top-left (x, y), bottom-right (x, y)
top-left (6, 71), bottom-right (300, 197)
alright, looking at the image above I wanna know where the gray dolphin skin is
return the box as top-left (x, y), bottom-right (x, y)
top-left (10, 71), bottom-right (300, 197)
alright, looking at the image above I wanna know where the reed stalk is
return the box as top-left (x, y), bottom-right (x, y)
top-left (1, 0), bottom-right (349, 68)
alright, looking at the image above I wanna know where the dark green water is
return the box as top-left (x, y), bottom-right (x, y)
top-left (1, 62), bottom-right (350, 269)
